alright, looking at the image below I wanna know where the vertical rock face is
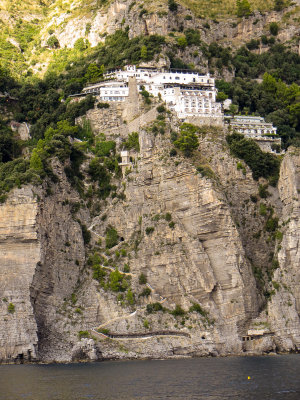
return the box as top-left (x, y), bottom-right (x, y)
top-left (30, 162), bottom-right (87, 361)
top-left (87, 131), bottom-right (261, 357)
top-left (1, 134), bottom-right (300, 362)
top-left (0, 187), bottom-right (39, 362)
top-left (268, 149), bottom-right (300, 351)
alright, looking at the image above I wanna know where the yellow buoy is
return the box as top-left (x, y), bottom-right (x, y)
top-left (248, 376), bottom-right (251, 380)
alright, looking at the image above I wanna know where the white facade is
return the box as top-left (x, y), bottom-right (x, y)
top-left (230, 116), bottom-right (277, 138)
top-left (82, 65), bottom-right (221, 121)
top-left (82, 81), bottom-right (129, 102)
top-left (162, 86), bottom-right (222, 119)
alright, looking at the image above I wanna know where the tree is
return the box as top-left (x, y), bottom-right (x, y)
top-left (74, 38), bottom-right (89, 52)
top-left (216, 91), bottom-right (228, 102)
top-left (126, 289), bottom-right (135, 305)
top-left (84, 63), bottom-right (104, 83)
top-left (236, 0), bottom-right (252, 18)
top-left (274, 0), bottom-right (285, 12)
top-left (168, 0), bottom-right (178, 12)
top-left (30, 149), bottom-right (43, 171)
top-left (47, 35), bottom-right (60, 49)
top-left (177, 36), bottom-right (188, 49)
top-left (174, 123), bottom-right (199, 157)
top-left (229, 104), bottom-right (239, 116)
top-left (141, 45), bottom-right (148, 60)
top-left (269, 22), bottom-right (279, 36)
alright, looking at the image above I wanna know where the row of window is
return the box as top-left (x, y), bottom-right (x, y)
top-left (184, 109), bottom-right (220, 114)
top-left (237, 128), bottom-right (276, 134)
top-left (100, 96), bottom-right (126, 102)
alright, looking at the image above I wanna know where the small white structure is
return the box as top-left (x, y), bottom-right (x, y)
top-left (229, 116), bottom-right (277, 138)
top-left (119, 150), bottom-right (131, 177)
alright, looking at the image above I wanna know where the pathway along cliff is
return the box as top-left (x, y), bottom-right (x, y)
top-left (0, 117), bottom-right (300, 363)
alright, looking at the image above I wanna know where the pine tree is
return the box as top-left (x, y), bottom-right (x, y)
top-left (236, 0), bottom-right (252, 18)
top-left (168, 0), bottom-right (178, 12)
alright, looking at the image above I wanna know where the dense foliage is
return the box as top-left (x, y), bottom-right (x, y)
top-left (174, 123), bottom-right (200, 156)
top-left (226, 133), bottom-right (280, 184)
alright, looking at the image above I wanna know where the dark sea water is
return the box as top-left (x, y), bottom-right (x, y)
top-left (0, 355), bottom-right (300, 400)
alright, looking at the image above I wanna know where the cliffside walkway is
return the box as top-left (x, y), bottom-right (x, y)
top-left (91, 329), bottom-right (190, 340)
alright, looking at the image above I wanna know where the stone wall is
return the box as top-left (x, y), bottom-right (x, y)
top-left (255, 138), bottom-right (282, 154)
top-left (186, 115), bottom-right (224, 127)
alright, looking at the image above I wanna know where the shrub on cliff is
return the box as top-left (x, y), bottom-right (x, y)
top-left (109, 269), bottom-right (129, 292)
top-left (123, 132), bottom-right (140, 152)
top-left (236, 0), bottom-right (252, 18)
top-left (168, 0), bottom-right (178, 12)
top-left (7, 303), bottom-right (15, 314)
top-left (105, 226), bottom-right (119, 249)
top-left (174, 123), bottom-right (199, 157)
top-left (88, 158), bottom-right (112, 199)
top-left (95, 139), bottom-right (116, 157)
top-left (47, 35), bottom-right (60, 49)
top-left (226, 133), bottom-right (280, 184)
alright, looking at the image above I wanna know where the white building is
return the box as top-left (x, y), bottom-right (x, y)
top-left (228, 115), bottom-right (282, 154)
top-left (81, 65), bottom-right (222, 122)
top-left (229, 116), bottom-right (277, 138)
top-left (82, 81), bottom-right (129, 102)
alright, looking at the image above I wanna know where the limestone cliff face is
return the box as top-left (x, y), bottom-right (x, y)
top-left (86, 130), bottom-right (261, 358)
top-left (43, 0), bottom-right (300, 52)
top-left (0, 187), bottom-right (39, 362)
top-left (1, 128), bottom-right (300, 363)
top-left (267, 148), bottom-right (300, 351)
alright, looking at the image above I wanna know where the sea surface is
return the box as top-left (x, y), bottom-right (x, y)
top-left (0, 355), bottom-right (299, 400)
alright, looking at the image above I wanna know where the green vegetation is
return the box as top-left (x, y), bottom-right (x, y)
top-left (138, 273), bottom-right (147, 284)
top-left (143, 319), bottom-right (150, 329)
top-left (189, 302), bottom-right (208, 317)
top-left (226, 133), bottom-right (280, 183)
top-left (123, 132), bottom-right (140, 152)
top-left (78, 330), bottom-right (90, 339)
top-left (171, 304), bottom-right (186, 316)
top-left (146, 302), bottom-right (164, 313)
top-left (236, 0), bottom-right (252, 17)
top-left (218, 54), bottom-right (300, 148)
top-left (105, 226), bottom-right (119, 249)
top-left (274, 0), bottom-right (286, 11)
top-left (7, 303), bottom-right (15, 314)
top-left (47, 36), bottom-right (60, 49)
top-left (139, 287), bottom-right (151, 297)
top-left (269, 22), bottom-right (279, 36)
top-left (95, 139), bottom-right (116, 157)
top-left (109, 269), bottom-right (129, 292)
top-left (174, 123), bottom-right (199, 157)
top-left (145, 226), bottom-right (155, 235)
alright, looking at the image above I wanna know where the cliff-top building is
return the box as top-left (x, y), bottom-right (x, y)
top-left (228, 115), bottom-right (282, 153)
top-left (229, 116), bottom-right (277, 138)
top-left (81, 65), bottom-right (223, 125)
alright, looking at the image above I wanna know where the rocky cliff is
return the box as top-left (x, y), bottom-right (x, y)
top-left (1, 109), bottom-right (299, 363)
